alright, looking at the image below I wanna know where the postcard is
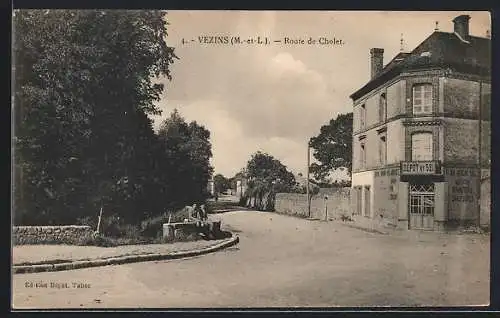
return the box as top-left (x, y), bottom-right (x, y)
top-left (11, 10), bottom-right (491, 309)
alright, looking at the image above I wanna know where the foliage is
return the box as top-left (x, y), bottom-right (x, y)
top-left (140, 213), bottom-right (170, 238)
top-left (213, 174), bottom-right (231, 194)
top-left (13, 10), bottom-right (212, 227)
top-left (157, 109), bottom-right (214, 206)
top-left (309, 112), bottom-right (353, 182)
top-left (243, 152), bottom-right (296, 210)
top-left (314, 179), bottom-right (352, 188)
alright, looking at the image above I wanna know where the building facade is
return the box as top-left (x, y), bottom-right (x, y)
top-left (350, 15), bottom-right (491, 231)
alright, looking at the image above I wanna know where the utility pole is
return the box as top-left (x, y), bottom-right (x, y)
top-left (306, 142), bottom-right (311, 218)
top-left (477, 77), bottom-right (483, 229)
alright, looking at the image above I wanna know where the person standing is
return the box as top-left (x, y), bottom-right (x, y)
top-left (200, 204), bottom-right (208, 221)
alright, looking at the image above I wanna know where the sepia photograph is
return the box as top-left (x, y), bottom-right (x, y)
top-left (11, 10), bottom-right (491, 309)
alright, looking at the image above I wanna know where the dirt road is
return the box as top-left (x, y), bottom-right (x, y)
top-left (12, 210), bottom-right (490, 308)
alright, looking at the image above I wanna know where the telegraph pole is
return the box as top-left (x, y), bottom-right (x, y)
top-left (306, 142), bottom-right (311, 218)
top-left (477, 78), bottom-right (483, 229)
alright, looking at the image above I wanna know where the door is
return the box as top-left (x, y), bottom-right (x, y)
top-left (364, 186), bottom-right (371, 217)
top-left (409, 183), bottom-right (435, 230)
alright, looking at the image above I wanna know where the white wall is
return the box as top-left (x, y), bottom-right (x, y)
top-left (387, 119), bottom-right (405, 164)
top-left (352, 170), bottom-right (375, 218)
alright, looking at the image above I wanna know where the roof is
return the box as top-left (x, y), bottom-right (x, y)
top-left (350, 31), bottom-right (491, 101)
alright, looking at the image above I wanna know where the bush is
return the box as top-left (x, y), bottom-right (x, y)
top-left (239, 196), bottom-right (247, 206)
top-left (76, 216), bottom-right (97, 230)
top-left (140, 213), bottom-right (170, 238)
top-left (74, 233), bottom-right (118, 247)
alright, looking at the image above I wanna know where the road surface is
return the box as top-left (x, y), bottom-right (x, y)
top-left (12, 210), bottom-right (489, 308)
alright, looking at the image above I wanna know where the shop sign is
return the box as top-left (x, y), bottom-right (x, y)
top-left (400, 161), bottom-right (441, 176)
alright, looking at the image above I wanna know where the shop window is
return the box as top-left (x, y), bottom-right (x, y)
top-left (413, 84), bottom-right (433, 115)
top-left (411, 132), bottom-right (433, 161)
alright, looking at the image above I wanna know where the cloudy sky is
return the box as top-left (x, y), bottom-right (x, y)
top-left (151, 11), bottom-right (490, 179)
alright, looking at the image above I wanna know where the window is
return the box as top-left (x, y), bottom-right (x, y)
top-left (411, 132), bottom-right (433, 161)
top-left (412, 84), bottom-right (433, 114)
top-left (379, 135), bottom-right (387, 165)
top-left (360, 104), bottom-right (366, 129)
top-left (360, 142), bottom-right (366, 168)
top-left (379, 93), bottom-right (386, 122)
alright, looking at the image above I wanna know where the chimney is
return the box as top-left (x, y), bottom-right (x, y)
top-left (370, 48), bottom-right (384, 79)
top-left (453, 15), bottom-right (471, 39)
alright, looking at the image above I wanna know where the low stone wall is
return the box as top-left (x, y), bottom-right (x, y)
top-left (274, 188), bottom-right (351, 220)
top-left (163, 221), bottom-right (222, 242)
top-left (13, 226), bottom-right (94, 245)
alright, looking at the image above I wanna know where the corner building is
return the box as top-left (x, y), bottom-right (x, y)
top-left (349, 15), bottom-right (491, 231)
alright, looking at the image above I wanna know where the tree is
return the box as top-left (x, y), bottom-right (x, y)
top-left (244, 152), bottom-right (296, 210)
top-left (157, 109), bottom-right (214, 207)
top-left (309, 112), bottom-right (353, 182)
top-left (214, 174), bottom-right (231, 195)
top-left (13, 10), bottom-right (177, 225)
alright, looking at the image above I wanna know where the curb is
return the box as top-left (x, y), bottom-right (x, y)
top-left (13, 236), bottom-right (239, 274)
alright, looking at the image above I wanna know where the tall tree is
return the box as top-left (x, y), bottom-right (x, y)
top-left (13, 10), bottom-right (177, 225)
top-left (244, 152), bottom-right (296, 210)
top-left (213, 174), bottom-right (231, 195)
top-left (157, 109), bottom-right (214, 207)
top-left (309, 112), bottom-right (353, 182)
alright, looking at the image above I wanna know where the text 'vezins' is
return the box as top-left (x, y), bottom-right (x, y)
top-left (198, 36), bottom-right (230, 44)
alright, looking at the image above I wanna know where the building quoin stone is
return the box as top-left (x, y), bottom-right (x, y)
top-left (349, 15), bottom-right (491, 231)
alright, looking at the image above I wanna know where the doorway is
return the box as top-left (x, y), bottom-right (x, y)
top-left (409, 183), bottom-right (435, 230)
top-left (364, 186), bottom-right (371, 217)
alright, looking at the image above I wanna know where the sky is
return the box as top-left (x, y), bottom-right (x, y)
top-left (151, 11), bottom-right (491, 179)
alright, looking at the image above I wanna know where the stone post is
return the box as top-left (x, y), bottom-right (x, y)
top-left (434, 182), bottom-right (448, 231)
top-left (398, 182), bottom-right (409, 229)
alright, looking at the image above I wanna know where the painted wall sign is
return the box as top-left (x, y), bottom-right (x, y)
top-left (375, 168), bottom-right (400, 177)
top-left (451, 178), bottom-right (474, 202)
top-left (444, 168), bottom-right (479, 177)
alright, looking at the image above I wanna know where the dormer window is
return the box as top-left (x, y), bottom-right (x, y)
top-left (412, 84), bottom-right (433, 115)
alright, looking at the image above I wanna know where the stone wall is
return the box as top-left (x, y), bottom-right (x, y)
top-left (13, 225), bottom-right (94, 245)
top-left (274, 188), bottom-right (351, 220)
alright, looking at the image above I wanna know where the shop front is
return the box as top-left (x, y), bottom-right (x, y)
top-left (398, 161), bottom-right (447, 231)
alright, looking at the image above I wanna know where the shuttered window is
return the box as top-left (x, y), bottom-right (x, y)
top-left (360, 104), bottom-right (366, 129)
top-left (360, 143), bottom-right (366, 168)
top-left (411, 132), bottom-right (433, 161)
top-left (413, 84), bottom-right (433, 114)
top-left (379, 93), bottom-right (386, 122)
top-left (379, 135), bottom-right (387, 165)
